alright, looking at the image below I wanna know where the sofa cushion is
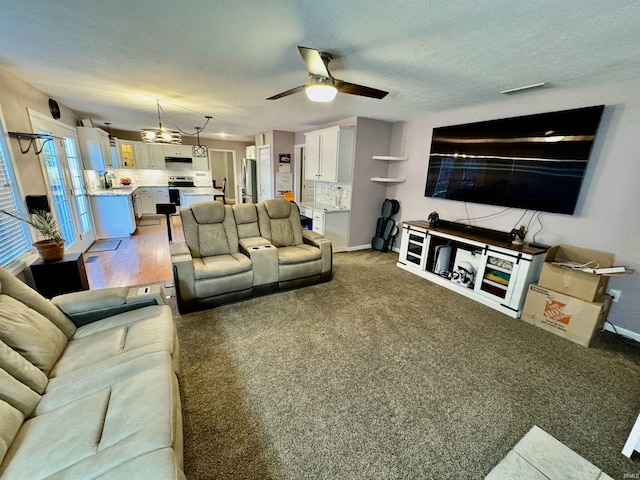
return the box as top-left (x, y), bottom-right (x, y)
top-left (191, 201), bottom-right (225, 224)
top-left (277, 245), bottom-right (322, 265)
top-left (0, 360), bottom-right (179, 480)
top-left (0, 267), bottom-right (76, 340)
top-left (0, 368), bottom-right (41, 417)
top-left (48, 305), bottom-right (178, 379)
top-left (264, 199), bottom-right (291, 219)
top-left (0, 400), bottom-right (23, 467)
top-left (0, 295), bottom-right (67, 375)
top-left (0, 341), bottom-right (48, 394)
top-left (194, 252), bottom-right (253, 280)
top-left (233, 204), bottom-right (261, 239)
top-left (197, 223), bottom-right (231, 257)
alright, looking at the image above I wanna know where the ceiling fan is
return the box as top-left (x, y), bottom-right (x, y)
top-left (267, 46), bottom-right (389, 102)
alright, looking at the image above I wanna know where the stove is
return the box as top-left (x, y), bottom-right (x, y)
top-left (168, 175), bottom-right (216, 209)
top-left (168, 175), bottom-right (195, 188)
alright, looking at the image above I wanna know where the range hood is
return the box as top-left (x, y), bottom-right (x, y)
top-left (165, 156), bottom-right (192, 163)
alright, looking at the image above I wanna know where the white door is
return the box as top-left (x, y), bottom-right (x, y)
top-left (29, 111), bottom-right (96, 253)
top-left (257, 145), bottom-right (272, 202)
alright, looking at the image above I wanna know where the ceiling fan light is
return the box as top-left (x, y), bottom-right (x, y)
top-left (305, 84), bottom-right (338, 102)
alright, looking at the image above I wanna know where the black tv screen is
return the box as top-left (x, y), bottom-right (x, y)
top-left (425, 105), bottom-right (605, 214)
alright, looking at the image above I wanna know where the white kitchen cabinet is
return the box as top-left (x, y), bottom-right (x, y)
top-left (192, 155), bottom-right (209, 171)
top-left (311, 208), bottom-right (349, 252)
top-left (164, 145), bottom-right (193, 158)
top-left (136, 187), bottom-right (170, 214)
top-left (135, 142), bottom-right (166, 169)
top-left (304, 126), bottom-right (354, 182)
top-left (89, 194), bottom-right (136, 238)
top-left (117, 140), bottom-right (136, 168)
top-left (77, 127), bottom-right (114, 170)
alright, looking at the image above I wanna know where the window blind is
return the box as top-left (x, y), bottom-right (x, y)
top-left (0, 123), bottom-right (31, 268)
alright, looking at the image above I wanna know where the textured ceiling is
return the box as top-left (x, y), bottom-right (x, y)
top-left (0, 0), bottom-right (638, 141)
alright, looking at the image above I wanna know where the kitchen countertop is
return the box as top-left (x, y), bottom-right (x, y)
top-left (89, 185), bottom-right (220, 197)
top-left (298, 201), bottom-right (350, 213)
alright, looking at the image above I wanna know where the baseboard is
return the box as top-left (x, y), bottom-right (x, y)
top-left (346, 244), bottom-right (372, 252)
top-left (603, 322), bottom-right (640, 343)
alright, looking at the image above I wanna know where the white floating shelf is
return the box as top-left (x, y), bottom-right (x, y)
top-left (370, 177), bottom-right (406, 183)
top-left (372, 156), bottom-right (408, 162)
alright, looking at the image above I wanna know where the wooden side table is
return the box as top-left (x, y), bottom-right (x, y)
top-left (26, 252), bottom-right (90, 298)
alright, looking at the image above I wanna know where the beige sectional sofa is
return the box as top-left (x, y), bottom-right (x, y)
top-left (0, 267), bottom-right (184, 480)
top-left (170, 199), bottom-right (332, 313)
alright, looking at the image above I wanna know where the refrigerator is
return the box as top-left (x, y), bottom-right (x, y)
top-left (241, 158), bottom-right (257, 203)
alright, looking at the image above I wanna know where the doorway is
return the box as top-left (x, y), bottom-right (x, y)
top-left (28, 110), bottom-right (96, 253)
top-left (257, 144), bottom-right (273, 202)
top-left (295, 144), bottom-right (314, 203)
top-left (209, 149), bottom-right (237, 204)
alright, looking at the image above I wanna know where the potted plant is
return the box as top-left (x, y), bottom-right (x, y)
top-left (0, 209), bottom-right (65, 262)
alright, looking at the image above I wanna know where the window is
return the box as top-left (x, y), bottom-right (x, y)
top-left (0, 112), bottom-right (32, 270)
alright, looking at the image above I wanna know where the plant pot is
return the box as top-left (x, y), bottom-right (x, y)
top-left (33, 240), bottom-right (65, 262)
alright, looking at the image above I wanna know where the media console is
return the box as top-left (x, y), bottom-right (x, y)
top-left (397, 220), bottom-right (548, 318)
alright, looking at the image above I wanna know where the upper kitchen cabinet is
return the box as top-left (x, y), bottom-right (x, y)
top-left (305, 126), bottom-right (354, 183)
top-left (164, 145), bottom-right (193, 158)
top-left (191, 154), bottom-right (209, 172)
top-left (77, 127), bottom-right (114, 170)
top-left (134, 142), bottom-right (165, 169)
top-left (115, 141), bottom-right (165, 169)
top-left (117, 140), bottom-right (135, 168)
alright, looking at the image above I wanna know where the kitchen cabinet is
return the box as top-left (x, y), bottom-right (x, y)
top-left (116, 141), bottom-right (165, 169)
top-left (89, 194), bottom-right (136, 238)
top-left (118, 141), bottom-right (136, 168)
top-left (164, 145), bottom-right (193, 158)
top-left (191, 155), bottom-right (209, 171)
top-left (136, 187), bottom-right (170, 215)
top-left (304, 126), bottom-right (354, 182)
top-left (135, 142), bottom-right (166, 169)
top-left (77, 127), bottom-right (114, 170)
top-left (311, 208), bottom-right (349, 252)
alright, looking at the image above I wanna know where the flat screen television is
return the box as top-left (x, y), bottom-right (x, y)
top-left (424, 105), bottom-right (605, 215)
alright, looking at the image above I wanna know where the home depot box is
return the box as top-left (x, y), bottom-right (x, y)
top-left (521, 284), bottom-right (611, 347)
top-left (538, 245), bottom-right (614, 302)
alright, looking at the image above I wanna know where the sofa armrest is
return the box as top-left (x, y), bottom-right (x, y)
top-left (170, 242), bottom-right (196, 304)
top-left (51, 285), bottom-right (167, 327)
top-left (303, 230), bottom-right (332, 274)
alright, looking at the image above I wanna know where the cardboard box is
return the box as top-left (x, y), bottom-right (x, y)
top-left (538, 245), bottom-right (614, 302)
top-left (521, 284), bottom-right (611, 347)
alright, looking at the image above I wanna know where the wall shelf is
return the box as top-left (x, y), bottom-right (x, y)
top-left (372, 155), bottom-right (408, 162)
top-left (371, 177), bottom-right (406, 183)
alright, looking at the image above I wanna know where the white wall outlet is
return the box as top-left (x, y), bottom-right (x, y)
top-left (608, 289), bottom-right (622, 303)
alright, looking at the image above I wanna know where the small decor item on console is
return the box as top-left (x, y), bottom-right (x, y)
top-left (371, 199), bottom-right (400, 252)
top-left (428, 211), bottom-right (440, 225)
top-left (510, 226), bottom-right (526, 245)
top-left (450, 261), bottom-right (475, 288)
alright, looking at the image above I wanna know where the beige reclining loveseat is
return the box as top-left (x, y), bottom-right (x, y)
top-left (171, 199), bottom-right (332, 313)
top-left (0, 267), bottom-right (184, 480)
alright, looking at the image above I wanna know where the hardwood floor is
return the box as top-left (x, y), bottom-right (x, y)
top-left (83, 215), bottom-right (184, 289)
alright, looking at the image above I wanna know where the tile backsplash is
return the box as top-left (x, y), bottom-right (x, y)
top-left (316, 181), bottom-right (351, 208)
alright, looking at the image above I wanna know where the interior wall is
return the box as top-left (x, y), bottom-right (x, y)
top-left (0, 66), bottom-right (78, 195)
top-left (349, 118), bottom-right (394, 248)
top-left (386, 79), bottom-right (640, 334)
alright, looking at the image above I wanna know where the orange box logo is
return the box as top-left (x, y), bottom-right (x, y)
top-left (543, 300), bottom-right (571, 325)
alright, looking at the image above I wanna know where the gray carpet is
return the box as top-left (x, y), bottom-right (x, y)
top-left (171, 250), bottom-right (640, 480)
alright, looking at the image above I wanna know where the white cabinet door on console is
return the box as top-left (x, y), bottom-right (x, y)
top-left (397, 220), bottom-right (546, 318)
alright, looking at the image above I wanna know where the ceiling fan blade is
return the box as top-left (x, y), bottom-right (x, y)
top-left (336, 81), bottom-right (389, 99)
top-left (298, 46), bottom-right (331, 78)
top-left (266, 85), bottom-right (306, 100)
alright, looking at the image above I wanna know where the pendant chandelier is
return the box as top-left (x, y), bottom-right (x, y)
top-left (140, 99), bottom-right (212, 145)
